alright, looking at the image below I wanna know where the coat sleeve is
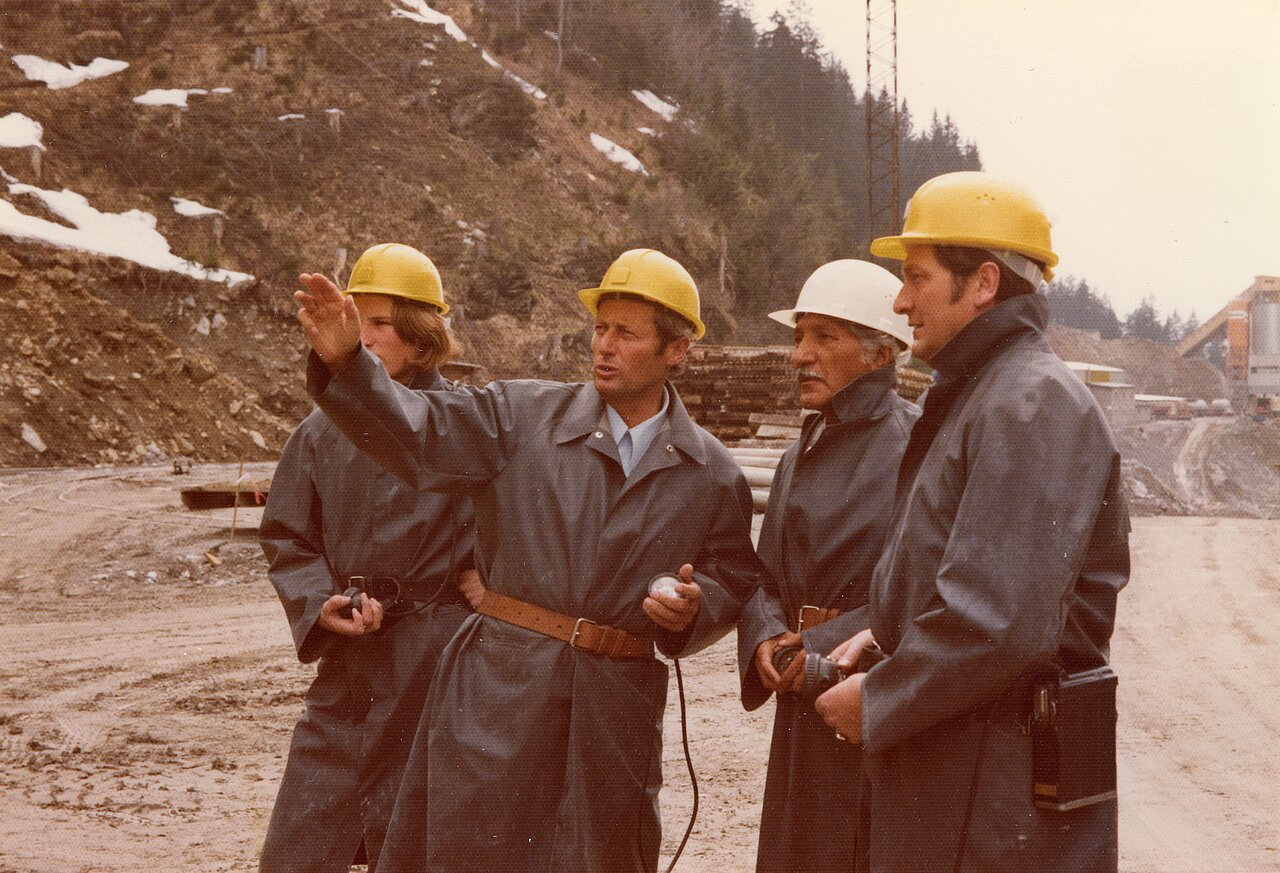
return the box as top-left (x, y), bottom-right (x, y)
top-left (659, 454), bottom-right (764, 659)
top-left (259, 421), bottom-right (337, 664)
top-left (306, 348), bottom-right (514, 493)
top-left (861, 374), bottom-right (1120, 753)
top-left (736, 477), bottom-right (791, 710)
top-left (799, 604), bottom-right (871, 661)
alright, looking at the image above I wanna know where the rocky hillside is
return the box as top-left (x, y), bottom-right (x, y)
top-left (0, 0), bottom-right (739, 465)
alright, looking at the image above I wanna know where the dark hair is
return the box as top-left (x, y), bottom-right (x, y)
top-left (390, 295), bottom-right (458, 374)
top-left (934, 244), bottom-right (1040, 303)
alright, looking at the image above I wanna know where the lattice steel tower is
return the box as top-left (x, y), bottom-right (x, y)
top-left (865, 0), bottom-right (900, 255)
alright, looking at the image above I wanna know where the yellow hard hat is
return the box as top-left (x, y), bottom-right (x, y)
top-left (579, 248), bottom-right (706, 340)
top-left (346, 243), bottom-right (448, 314)
top-left (871, 172), bottom-right (1058, 281)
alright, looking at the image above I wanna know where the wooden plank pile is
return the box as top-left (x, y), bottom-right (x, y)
top-left (675, 345), bottom-right (934, 447)
top-left (672, 345), bottom-right (799, 443)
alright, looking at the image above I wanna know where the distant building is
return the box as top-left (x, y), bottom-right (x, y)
top-left (1065, 361), bottom-right (1145, 428)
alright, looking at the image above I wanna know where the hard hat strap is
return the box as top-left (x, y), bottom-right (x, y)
top-left (988, 248), bottom-right (1048, 288)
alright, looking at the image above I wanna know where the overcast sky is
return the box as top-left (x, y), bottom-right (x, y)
top-left (748, 0), bottom-right (1280, 324)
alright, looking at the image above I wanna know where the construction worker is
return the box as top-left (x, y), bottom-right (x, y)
top-left (293, 248), bottom-right (761, 872)
top-left (737, 260), bottom-right (919, 873)
top-left (257, 244), bottom-right (483, 873)
top-left (816, 172), bottom-right (1130, 871)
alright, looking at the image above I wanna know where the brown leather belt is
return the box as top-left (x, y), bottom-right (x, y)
top-left (795, 604), bottom-right (842, 633)
top-left (477, 591), bottom-right (654, 659)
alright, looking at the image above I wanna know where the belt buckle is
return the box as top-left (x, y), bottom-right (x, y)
top-left (797, 605), bottom-right (823, 633)
top-left (570, 617), bottom-right (600, 650)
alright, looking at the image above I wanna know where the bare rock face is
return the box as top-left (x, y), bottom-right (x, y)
top-left (69, 29), bottom-right (125, 65)
top-left (464, 255), bottom-right (533, 321)
top-left (184, 354), bottom-right (219, 384)
top-left (445, 75), bottom-right (537, 164)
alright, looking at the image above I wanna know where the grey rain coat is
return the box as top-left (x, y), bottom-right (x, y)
top-left (860, 294), bottom-right (1130, 873)
top-left (736, 363), bottom-right (918, 873)
top-left (258, 369), bottom-right (474, 873)
top-left (307, 348), bottom-right (763, 873)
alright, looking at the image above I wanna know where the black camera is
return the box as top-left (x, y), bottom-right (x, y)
top-left (772, 647), bottom-right (847, 708)
top-left (337, 576), bottom-right (403, 619)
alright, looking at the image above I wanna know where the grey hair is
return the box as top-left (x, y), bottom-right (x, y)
top-left (797, 313), bottom-right (901, 366)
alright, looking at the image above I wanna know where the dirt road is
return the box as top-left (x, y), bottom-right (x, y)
top-left (1, 464), bottom-right (1277, 872)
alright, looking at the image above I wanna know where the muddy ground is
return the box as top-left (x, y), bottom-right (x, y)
top-left (0, 459), bottom-right (1277, 873)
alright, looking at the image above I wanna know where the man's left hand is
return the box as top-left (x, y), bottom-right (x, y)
top-left (643, 563), bottom-right (701, 632)
top-left (815, 671), bottom-right (865, 744)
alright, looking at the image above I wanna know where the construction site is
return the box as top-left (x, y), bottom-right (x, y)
top-left (2, 2), bottom-right (1279, 871)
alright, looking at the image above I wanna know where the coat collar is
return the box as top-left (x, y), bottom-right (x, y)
top-left (928, 292), bottom-right (1049, 384)
top-left (825, 362), bottom-right (898, 424)
top-left (553, 381), bottom-right (708, 465)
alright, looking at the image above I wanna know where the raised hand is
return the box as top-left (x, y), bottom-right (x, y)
top-left (294, 272), bottom-right (362, 371)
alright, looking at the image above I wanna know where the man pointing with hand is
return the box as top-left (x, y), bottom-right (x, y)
top-left (295, 248), bottom-right (762, 873)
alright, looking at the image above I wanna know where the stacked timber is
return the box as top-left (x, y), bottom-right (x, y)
top-left (675, 344), bottom-right (934, 445)
top-left (673, 345), bottom-right (799, 443)
top-left (895, 365), bottom-right (933, 404)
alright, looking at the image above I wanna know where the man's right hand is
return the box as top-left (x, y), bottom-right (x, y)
top-left (294, 272), bottom-right (361, 372)
top-left (317, 591), bottom-right (384, 637)
top-left (754, 631), bottom-right (804, 693)
top-left (829, 627), bottom-right (877, 674)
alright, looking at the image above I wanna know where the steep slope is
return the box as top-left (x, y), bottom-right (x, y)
top-left (0, 0), bottom-right (728, 464)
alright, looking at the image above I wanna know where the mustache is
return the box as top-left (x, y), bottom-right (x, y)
top-left (796, 370), bottom-right (822, 381)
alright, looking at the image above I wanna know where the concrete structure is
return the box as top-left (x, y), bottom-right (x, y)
top-left (1065, 361), bottom-right (1145, 428)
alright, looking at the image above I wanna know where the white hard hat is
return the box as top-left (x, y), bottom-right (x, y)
top-left (769, 259), bottom-right (911, 347)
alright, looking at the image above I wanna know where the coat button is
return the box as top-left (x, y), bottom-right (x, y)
top-left (665, 444), bottom-right (674, 452)
top-left (594, 431), bottom-right (604, 438)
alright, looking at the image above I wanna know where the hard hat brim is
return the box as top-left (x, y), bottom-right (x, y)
top-left (345, 286), bottom-right (449, 315)
top-left (767, 309), bottom-right (797, 328)
top-left (871, 233), bottom-right (1057, 281)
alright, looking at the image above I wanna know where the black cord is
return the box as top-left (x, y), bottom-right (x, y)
top-left (664, 658), bottom-right (698, 873)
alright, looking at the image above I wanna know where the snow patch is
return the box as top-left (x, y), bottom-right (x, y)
top-left (0, 113), bottom-right (45, 151)
top-left (636, 126), bottom-right (658, 138)
top-left (392, 1), bottom-right (468, 42)
top-left (479, 50), bottom-right (546, 100)
top-left (631, 90), bottom-right (678, 122)
top-left (277, 113), bottom-right (306, 121)
top-left (171, 197), bottom-right (224, 218)
top-left (506, 71), bottom-right (546, 100)
top-left (0, 181), bottom-right (253, 287)
top-left (132, 87), bottom-right (231, 108)
top-left (133, 89), bottom-right (193, 108)
top-left (589, 134), bottom-right (648, 176)
top-left (11, 55), bottom-right (128, 90)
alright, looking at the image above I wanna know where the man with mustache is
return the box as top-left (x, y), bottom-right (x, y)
top-left (293, 247), bottom-right (761, 872)
top-left (737, 259), bottom-right (918, 873)
top-left (817, 172), bottom-right (1129, 872)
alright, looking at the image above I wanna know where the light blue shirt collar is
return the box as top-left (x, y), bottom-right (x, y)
top-left (605, 388), bottom-right (670, 477)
